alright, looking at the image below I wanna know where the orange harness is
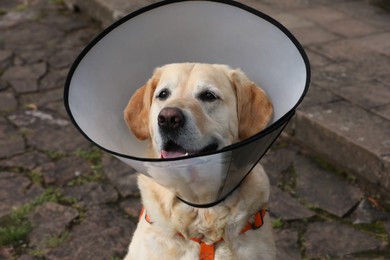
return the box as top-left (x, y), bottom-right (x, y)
top-left (139, 208), bottom-right (267, 260)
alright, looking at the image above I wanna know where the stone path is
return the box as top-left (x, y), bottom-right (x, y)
top-left (0, 0), bottom-right (389, 259)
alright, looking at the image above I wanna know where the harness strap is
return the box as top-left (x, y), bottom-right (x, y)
top-left (139, 208), bottom-right (266, 260)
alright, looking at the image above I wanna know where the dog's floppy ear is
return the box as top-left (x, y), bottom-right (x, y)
top-left (231, 69), bottom-right (273, 140)
top-left (124, 70), bottom-right (160, 140)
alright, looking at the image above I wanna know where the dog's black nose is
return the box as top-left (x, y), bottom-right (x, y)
top-left (158, 107), bottom-right (185, 131)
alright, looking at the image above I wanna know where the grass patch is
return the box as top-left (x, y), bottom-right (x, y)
top-left (272, 218), bottom-right (284, 229)
top-left (74, 147), bottom-right (102, 164)
top-left (280, 164), bottom-right (297, 195)
top-left (44, 150), bottom-right (65, 160)
top-left (45, 231), bottom-right (69, 248)
top-left (68, 147), bottom-right (105, 186)
top-left (15, 3), bottom-right (28, 12)
top-left (354, 222), bottom-right (389, 241)
top-left (0, 222), bottom-right (32, 247)
top-left (27, 170), bottom-right (43, 186)
top-left (29, 249), bottom-right (46, 257)
top-left (0, 189), bottom-right (78, 247)
top-left (0, 9), bottom-right (7, 16)
top-left (269, 140), bottom-right (289, 151)
top-left (310, 155), bottom-right (357, 182)
top-left (109, 257), bottom-right (122, 260)
top-left (48, 0), bottom-right (64, 4)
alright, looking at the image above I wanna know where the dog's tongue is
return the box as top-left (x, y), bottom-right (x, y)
top-left (161, 150), bottom-right (188, 159)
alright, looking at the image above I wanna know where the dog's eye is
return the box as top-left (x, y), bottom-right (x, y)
top-left (198, 91), bottom-right (219, 102)
top-left (157, 89), bottom-right (170, 100)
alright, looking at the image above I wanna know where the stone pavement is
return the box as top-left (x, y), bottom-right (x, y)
top-left (0, 0), bottom-right (389, 259)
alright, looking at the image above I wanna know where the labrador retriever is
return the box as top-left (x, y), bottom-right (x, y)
top-left (123, 63), bottom-right (275, 259)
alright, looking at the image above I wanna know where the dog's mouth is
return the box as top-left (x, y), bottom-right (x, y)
top-left (161, 140), bottom-right (219, 159)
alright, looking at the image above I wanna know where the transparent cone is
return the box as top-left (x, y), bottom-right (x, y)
top-left (64, 0), bottom-right (310, 207)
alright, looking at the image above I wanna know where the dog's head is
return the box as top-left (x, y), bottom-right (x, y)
top-left (124, 63), bottom-right (273, 159)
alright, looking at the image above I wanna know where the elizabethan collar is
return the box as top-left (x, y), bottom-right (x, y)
top-left (64, 0), bottom-right (310, 207)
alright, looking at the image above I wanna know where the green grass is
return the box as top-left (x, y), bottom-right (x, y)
top-left (74, 147), bottom-right (103, 164)
top-left (69, 147), bottom-right (105, 186)
top-left (48, 0), bottom-right (64, 4)
top-left (310, 155), bottom-right (357, 182)
top-left (28, 170), bottom-right (43, 185)
top-left (272, 218), bottom-right (284, 229)
top-left (15, 3), bottom-right (28, 12)
top-left (0, 222), bottom-right (32, 247)
top-left (0, 189), bottom-right (78, 247)
top-left (44, 150), bottom-right (65, 160)
top-left (45, 231), bottom-right (69, 248)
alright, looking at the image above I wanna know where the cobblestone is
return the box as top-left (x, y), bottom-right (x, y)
top-left (0, 0), bottom-right (389, 259)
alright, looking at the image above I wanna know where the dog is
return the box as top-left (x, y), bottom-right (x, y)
top-left (123, 63), bottom-right (275, 259)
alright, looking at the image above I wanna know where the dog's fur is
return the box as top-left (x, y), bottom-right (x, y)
top-left (123, 63), bottom-right (275, 259)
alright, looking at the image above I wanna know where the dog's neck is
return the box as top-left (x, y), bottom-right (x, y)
top-left (137, 163), bottom-right (270, 243)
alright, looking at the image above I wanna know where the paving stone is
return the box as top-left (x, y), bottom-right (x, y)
top-left (28, 202), bottom-right (79, 248)
top-left (0, 79), bottom-right (9, 91)
top-left (47, 206), bottom-right (135, 260)
top-left (294, 155), bottom-right (363, 217)
top-left (66, 0), bottom-right (159, 27)
top-left (25, 115), bottom-right (91, 154)
top-left (0, 90), bottom-right (17, 112)
top-left (293, 5), bottom-right (348, 24)
top-left (41, 156), bottom-right (92, 186)
top-left (298, 85), bottom-right (341, 110)
top-left (262, 145), bottom-right (298, 186)
top-left (0, 49), bottom-right (13, 70)
top-left (350, 199), bottom-right (390, 224)
top-left (269, 186), bottom-right (315, 221)
top-left (312, 53), bottom-right (390, 91)
top-left (335, 80), bottom-right (390, 109)
top-left (2, 23), bottom-right (63, 51)
top-left (333, 0), bottom-right (390, 29)
top-left (0, 247), bottom-right (13, 260)
top-left (48, 48), bottom-right (80, 69)
top-left (275, 229), bottom-right (301, 260)
top-left (44, 101), bottom-right (69, 119)
top-left (304, 49), bottom-right (333, 68)
top-left (0, 49), bottom-right (12, 63)
top-left (41, 12), bottom-right (91, 33)
top-left (16, 43), bottom-right (52, 64)
top-left (0, 150), bottom-right (50, 170)
top-left (18, 255), bottom-right (34, 260)
top-left (354, 32), bottom-right (390, 57)
top-left (295, 101), bottom-right (390, 190)
top-left (374, 103), bottom-right (390, 121)
top-left (304, 222), bottom-right (384, 258)
top-left (385, 222), bottom-right (390, 239)
top-left (0, 172), bottom-right (44, 218)
top-left (39, 68), bottom-right (69, 90)
top-left (0, 117), bottom-right (25, 158)
top-left (62, 182), bottom-right (118, 206)
top-left (322, 18), bottom-right (384, 38)
top-left (120, 197), bottom-right (142, 218)
top-left (241, 0), bottom-right (281, 16)
top-left (19, 88), bottom-right (64, 108)
top-left (271, 12), bottom-right (314, 30)
top-left (255, 0), bottom-right (313, 10)
top-left (103, 154), bottom-right (139, 197)
top-left (290, 25), bottom-right (340, 46)
top-left (2, 62), bottom-right (47, 93)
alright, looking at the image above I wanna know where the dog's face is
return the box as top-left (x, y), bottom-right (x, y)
top-left (124, 63), bottom-right (273, 159)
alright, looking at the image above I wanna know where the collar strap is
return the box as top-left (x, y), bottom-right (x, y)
top-left (139, 208), bottom-right (267, 260)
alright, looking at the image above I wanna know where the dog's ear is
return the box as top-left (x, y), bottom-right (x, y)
top-left (124, 70), bottom-right (160, 140)
top-left (231, 69), bottom-right (273, 140)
